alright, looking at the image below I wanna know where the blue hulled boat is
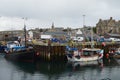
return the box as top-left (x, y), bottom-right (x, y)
top-left (4, 41), bottom-right (35, 61)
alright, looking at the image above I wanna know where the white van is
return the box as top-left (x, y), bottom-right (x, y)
top-left (77, 37), bottom-right (84, 42)
top-left (72, 36), bottom-right (84, 42)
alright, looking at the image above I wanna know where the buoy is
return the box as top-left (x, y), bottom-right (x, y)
top-left (102, 42), bottom-right (106, 46)
top-left (36, 52), bottom-right (40, 56)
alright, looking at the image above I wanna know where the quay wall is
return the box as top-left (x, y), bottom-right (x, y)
top-left (33, 45), bottom-right (66, 62)
top-left (28, 42), bottom-right (120, 62)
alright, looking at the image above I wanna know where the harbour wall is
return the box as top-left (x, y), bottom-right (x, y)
top-left (28, 42), bottom-right (120, 62)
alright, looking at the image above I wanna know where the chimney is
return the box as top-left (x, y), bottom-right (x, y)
top-left (110, 17), bottom-right (113, 20)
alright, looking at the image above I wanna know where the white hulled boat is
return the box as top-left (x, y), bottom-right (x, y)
top-left (66, 46), bottom-right (104, 62)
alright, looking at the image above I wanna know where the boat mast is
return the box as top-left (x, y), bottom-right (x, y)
top-left (23, 18), bottom-right (27, 47)
top-left (91, 26), bottom-right (94, 48)
top-left (24, 25), bottom-right (27, 47)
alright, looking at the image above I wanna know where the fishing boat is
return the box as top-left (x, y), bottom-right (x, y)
top-left (4, 41), bottom-right (35, 61)
top-left (4, 26), bottom-right (35, 61)
top-left (66, 25), bottom-right (104, 63)
top-left (66, 46), bottom-right (104, 62)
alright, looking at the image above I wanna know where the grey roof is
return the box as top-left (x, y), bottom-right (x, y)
top-left (44, 31), bottom-right (67, 36)
top-left (108, 33), bottom-right (120, 37)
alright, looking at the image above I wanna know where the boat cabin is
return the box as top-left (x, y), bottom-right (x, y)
top-left (81, 48), bottom-right (102, 57)
top-left (5, 41), bottom-right (25, 52)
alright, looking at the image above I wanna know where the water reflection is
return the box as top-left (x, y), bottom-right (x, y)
top-left (1, 54), bottom-right (120, 80)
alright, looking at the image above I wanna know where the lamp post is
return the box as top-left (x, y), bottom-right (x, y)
top-left (83, 15), bottom-right (85, 28)
top-left (82, 15), bottom-right (86, 36)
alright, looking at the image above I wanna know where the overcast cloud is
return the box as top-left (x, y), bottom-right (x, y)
top-left (0, 0), bottom-right (120, 31)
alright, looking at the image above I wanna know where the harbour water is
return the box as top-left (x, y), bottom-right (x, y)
top-left (0, 53), bottom-right (120, 80)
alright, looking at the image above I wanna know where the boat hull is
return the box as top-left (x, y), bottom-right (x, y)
top-left (113, 55), bottom-right (120, 59)
top-left (5, 50), bottom-right (35, 62)
top-left (67, 55), bottom-right (101, 62)
top-left (69, 60), bottom-right (103, 67)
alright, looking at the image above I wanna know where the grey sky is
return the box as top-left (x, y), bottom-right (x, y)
top-left (0, 0), bottom-right (120, 31)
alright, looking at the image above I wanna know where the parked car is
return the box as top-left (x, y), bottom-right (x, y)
top-left (109, 38), bottom-right (120, 42)
top-left (104, 38), bottom-right (112, 42)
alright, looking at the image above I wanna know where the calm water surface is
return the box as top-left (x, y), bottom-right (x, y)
top-left (0, 53), bottom-right (120, 80)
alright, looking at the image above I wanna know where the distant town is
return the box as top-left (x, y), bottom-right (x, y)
top-left (0, 17), bottom-right (120, 42)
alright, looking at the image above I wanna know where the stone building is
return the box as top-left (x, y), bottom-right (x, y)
top-left (96, 17), bottom-right (120, 35)
top-left (0, 30), bottom-right (24, 41)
